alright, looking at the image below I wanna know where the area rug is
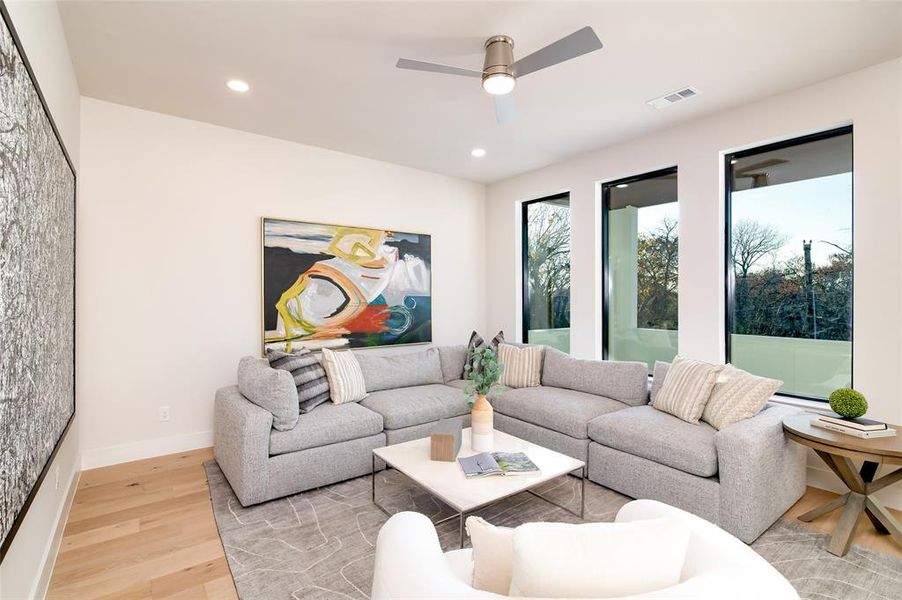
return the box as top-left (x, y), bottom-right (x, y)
top-left (204, 460), bottom-right (902, 600)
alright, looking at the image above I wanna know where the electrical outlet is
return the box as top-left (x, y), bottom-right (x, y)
top-left (159, 406), bottom-right (171, 422)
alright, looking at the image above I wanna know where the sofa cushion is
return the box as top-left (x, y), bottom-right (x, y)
top-left (269, 402), bottom-right (383, 455)
top-left (650, 361), bottom-right (670, 404)
top-left (438, 345), bottom-right (468, 383)
top-left (237, 356), bottom-right (299, 431)
top-left (355, 348), bottom-right (444, 392)
top-left (360, 384), bottom-right (469, 430)
top-left (588, 405), bottom-right (719, 477)
top-left (491, 386), bottom-right (627, 439)
top-left (445, 379), bottom-right (469, 391)
top-left (541, 348), bottom-right (648, 406)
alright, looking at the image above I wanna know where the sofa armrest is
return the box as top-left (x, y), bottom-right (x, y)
top-left (715, 405), bottom-right (807, 543)
top-left (372, 512), bottom-right (500, 599)
top-left (214, 385), bottom-right (273, 506)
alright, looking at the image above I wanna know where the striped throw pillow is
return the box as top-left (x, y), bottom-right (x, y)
top-left (702, 365), bottom-right (782, 430)
top-left (651, 356), bottom-right (723, 423)
top-left (498, 343), bottom-right (542, 389)
top-left (321, 348), bottom-right (368, 404)
top-left (266, 348), bottom-right (331, 413)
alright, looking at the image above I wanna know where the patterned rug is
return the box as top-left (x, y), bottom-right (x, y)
top-left (204, 461), bottom-right (902, 600)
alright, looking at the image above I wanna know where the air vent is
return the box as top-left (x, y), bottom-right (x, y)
top-left (647, 86), bottom-right (701, 109)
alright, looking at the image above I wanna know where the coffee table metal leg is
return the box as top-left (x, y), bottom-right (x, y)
top-left (459, 512), bottom-right (466, 549)
top-left (580, 466), bottom-right (587, 519)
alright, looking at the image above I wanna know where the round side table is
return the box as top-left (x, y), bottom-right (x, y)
top-left (783, 413), bottom-right (902, 556)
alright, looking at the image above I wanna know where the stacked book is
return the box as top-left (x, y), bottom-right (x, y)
top-left (812, 414), bottom-right (896, 439)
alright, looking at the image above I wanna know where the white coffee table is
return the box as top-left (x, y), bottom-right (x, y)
top-left (372, 427), bottom-right (586, 547)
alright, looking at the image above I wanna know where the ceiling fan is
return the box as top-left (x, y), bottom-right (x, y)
top-left (396, 26), bottom-right (603, 124)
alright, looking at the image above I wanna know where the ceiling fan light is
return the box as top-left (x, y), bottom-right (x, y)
top-left (482, 73), bottom-right (515, 96)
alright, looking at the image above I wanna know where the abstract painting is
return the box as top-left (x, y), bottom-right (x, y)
top-left (262, 218), bottom-right (431, 350)
top-left (0, 4), bottom-right (76, 558)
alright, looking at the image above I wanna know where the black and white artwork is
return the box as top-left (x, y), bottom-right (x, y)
top-left (0, 5), bottom-right (76, 557)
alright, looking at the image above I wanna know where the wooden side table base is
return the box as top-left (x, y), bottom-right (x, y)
top-left (802, 452), bottom-right (902, 556)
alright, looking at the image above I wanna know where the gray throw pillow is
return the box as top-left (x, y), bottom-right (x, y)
top-left (266, 348), bottom-right (331, 413)
top-left (237, 356), bottom-right (299, 431)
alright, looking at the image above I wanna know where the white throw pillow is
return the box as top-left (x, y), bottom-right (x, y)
top-left (508, 518), bottom-right (690, 598)
top-left (651, 355), bottom-right (723, 424)
top-left (320, 348), bottom-right (368, 404)
top-left (702, 365), bottom-right (782, 430)
top-left (466, 516), bottom-right (514, 595)
top-left (498, 343), bottom-right (542, 388)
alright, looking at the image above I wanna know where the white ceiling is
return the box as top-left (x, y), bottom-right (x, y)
top-left (59, 1), bottom-right (901, 184)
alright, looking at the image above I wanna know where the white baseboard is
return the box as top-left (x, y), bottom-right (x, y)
top-left (80, 430), bottom-right (213, 470)
top-left (33, 467), bottom-right (80, 600)
top-left (807, 464), bottom-right (902, 511)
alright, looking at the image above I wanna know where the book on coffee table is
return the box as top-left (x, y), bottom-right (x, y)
top-left (458, 452), bottom-right (539, 478)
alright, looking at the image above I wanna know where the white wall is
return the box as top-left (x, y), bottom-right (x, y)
top-left (0, 2), bottom-right (81, 599)
top-left (486, 59), bottom-right (902, 502)
top-left (77, 98), bottom-right (486, 468)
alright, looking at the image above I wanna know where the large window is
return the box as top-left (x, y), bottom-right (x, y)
top-left (522, 193), bottom-right (571, 352)
top-left (603, 168), bottom-right (678, 372)
top-left (726, 127), bottom-right (852, 400)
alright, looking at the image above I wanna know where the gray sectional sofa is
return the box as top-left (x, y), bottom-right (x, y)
top-left (214, 343), bottom-right (806, 542)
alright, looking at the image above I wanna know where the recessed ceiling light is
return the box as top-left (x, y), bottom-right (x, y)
top-left (227, 79), bottom-right (250, 93)
top-left (471, 148), bottom-right (487, 158)
top-left (616, 183), bottom-right (629, 188)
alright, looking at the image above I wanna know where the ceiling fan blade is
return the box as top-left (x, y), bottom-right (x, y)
top-left (396, 58), bottom-right (482, 78)
top-left (512, 26), bottom-right (603, 78)
top-left (494, 94), bottom-right (519, 124)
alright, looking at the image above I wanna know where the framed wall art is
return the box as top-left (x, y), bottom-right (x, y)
top-left (0, 2), bottom-right (77, 559)
top-left (262, 218), bottom-right (432, 351)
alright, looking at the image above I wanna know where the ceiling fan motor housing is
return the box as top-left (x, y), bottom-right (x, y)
top-left (483, 35), bottom-right (515, 81)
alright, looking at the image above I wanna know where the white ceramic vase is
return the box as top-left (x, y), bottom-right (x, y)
top-left (471, 394), bottom-right (494, 452)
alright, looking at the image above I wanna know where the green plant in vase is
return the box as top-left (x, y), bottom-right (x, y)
top-left (463, 347), bottom-right (504, 407)
top-left (464, 347), bottom-right (504, 452)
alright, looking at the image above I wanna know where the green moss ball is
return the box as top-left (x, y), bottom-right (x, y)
top-left (828, 388), bottom-right (868, 418)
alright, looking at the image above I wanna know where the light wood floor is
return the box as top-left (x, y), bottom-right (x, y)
top-left (47, 448), bottom-right (237, 600)
top-left (47, 449), bottom-right (902, 599)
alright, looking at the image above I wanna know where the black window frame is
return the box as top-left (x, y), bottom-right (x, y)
top-left (724, 125), bottom-right (853, 402)
top-left (521, 192), bottom-right (571, 344)
top-left (601, 166), bottom-right (679, 360)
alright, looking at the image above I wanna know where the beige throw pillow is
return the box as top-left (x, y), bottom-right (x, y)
top-left (651, 356), bottom-right (723, 424)
top-left (508, 518), bottom-right (690, 598)
top-left (702, 365), bottom-right (782, 430)
top-left (465, 516), bottom-right (514, 594)
top-left (498, 343), bottom-right (542, 388)
top-left (320, 348), bottom-right (367, 404)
